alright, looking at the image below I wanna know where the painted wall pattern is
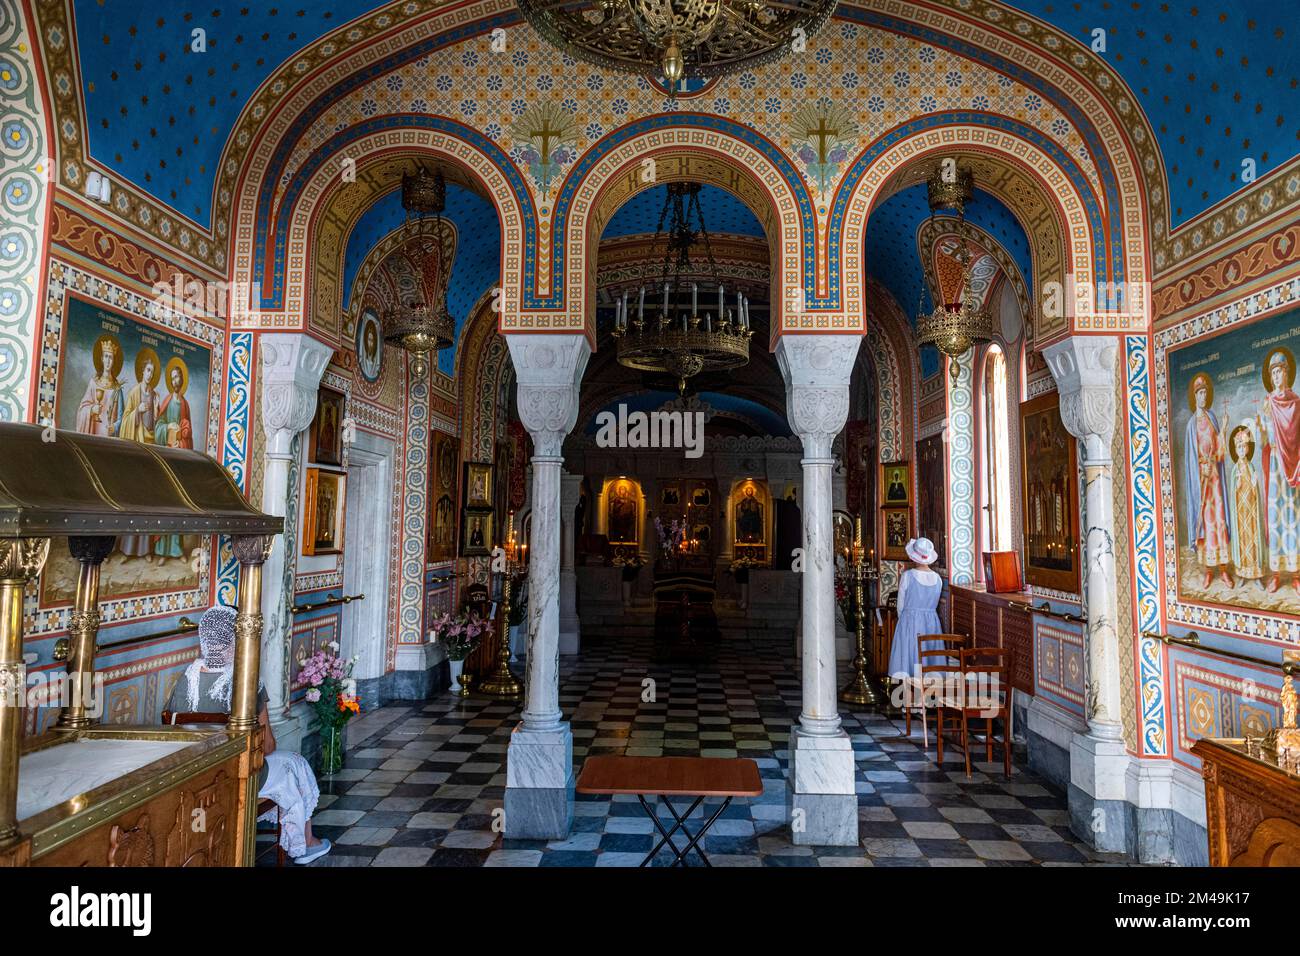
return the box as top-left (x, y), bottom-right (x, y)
top-left (1125, 335), bottom-right (1166, 755)
top-left (947, 353), bottom-right (976, 586)
top-left (0, 2), bottom-right (49, 422)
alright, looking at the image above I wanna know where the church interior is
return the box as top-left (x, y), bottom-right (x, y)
top-left (1, 0), bottom-right (1299, 875)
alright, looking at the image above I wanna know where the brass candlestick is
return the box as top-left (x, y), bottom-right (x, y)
top-left (479, 547), bottom-right (523, 700)
top-left (840, 515), bottom-right (883, 708)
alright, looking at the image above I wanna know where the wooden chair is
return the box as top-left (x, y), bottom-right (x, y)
top-left (162, 709), bottom-right (286, 866)
top-left (899, 634), bottom-right (967, 745)
top-left (935, 647), bottom-right (1013, 779)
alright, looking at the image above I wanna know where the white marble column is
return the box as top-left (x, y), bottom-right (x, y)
top-left (776, 334), bottom-right (862, 846)
top-left (558, 471), bottom-right (582, 655)
top-left (831, 472), bottom-right (853, 660)
top-left (1043, 336), bottom-right (1129, 852)
top-left (258, 333), bottom-right (331, 753)
top-left (504, 334), bottom-right (590, 839)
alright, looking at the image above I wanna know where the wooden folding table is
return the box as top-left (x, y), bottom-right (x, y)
top-left (575, 755), bottom-right (764, 866)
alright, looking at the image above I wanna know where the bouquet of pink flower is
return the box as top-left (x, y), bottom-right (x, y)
top-left (430, 610), bottom-right (493, 662)
top-left (294, 640), bottom-right (360, 732)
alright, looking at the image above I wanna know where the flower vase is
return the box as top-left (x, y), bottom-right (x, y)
top-left (318, 723), bottom-right (345, 776)
top-left (448, 658), bottom-right (464, 693)
top-left (621, 580), bottom-right (632, 606)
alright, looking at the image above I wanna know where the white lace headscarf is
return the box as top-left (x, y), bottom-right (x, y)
top-left (182, 605), bottom-right (238, 712)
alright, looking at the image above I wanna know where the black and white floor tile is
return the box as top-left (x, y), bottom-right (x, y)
top-left (279, 636), bottom-right (1125, 867)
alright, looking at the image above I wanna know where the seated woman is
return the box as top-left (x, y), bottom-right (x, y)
top-left (165, 606), bottom-right (332, 865)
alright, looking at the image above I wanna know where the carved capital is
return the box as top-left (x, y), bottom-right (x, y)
top-left (0, 537), bottom-right (50, 583)
top-left (68, 535), bottom-right (115, 566)
top-left (259, 333), bottom-right (333, 457)
top-left (560, 471), bottom-right (583, 513)
top-left (507, 334), bottom-right (590, 458)
top-left (775, 335), bottom-right (861, 459)
top-left (231, 534), bottom-right (273, 566)
top-left (1042, 335), bottom-right (1119, 465)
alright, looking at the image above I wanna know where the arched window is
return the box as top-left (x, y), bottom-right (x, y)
top-left (982, 344), bottom-right (1012, 553)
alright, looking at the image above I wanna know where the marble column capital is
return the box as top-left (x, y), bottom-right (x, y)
top-left (1043, 335), bottom-right (1119, 466)
top-left (776, 335), bottom-right (861, 459)
top-left (560, 471), bottom-right (583, 512)
top-left (259, 333), bottom-right (333, 458)
top-left (507, 334), bottom-right (591, 457)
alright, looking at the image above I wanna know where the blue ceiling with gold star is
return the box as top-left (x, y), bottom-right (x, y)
top-left (69, 2), bottom-right (1297, 230)
top-left (1015, 0), bottom-right (1297, 225)
top-left (602, 184), bottom-right (767, 238)
top-left (342, 182), bottom-right (501, 376)
top-left (74, 1), bottom-right (383, 227)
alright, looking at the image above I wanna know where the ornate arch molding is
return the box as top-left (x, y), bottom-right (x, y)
top-left (235, 121), bottom-right (527, 335)
top-left (841, 124), bottom-right (1131, 345)
top-left (862, 277), bottom-right (917, 464)
top-left (551, 116), bottom-right (828, 340)
top-left (841, 1), bottom-right (1155, 270)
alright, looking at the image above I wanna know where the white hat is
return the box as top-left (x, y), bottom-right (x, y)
top-left (905, 537), bottom-right (938, 565)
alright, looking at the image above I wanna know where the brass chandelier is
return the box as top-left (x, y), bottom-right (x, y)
top-left (915, 162), bottom-right (994, 365)
top-left (517, 0), bottom-right (836, 88)
top-left (382, 166), bottom-right (455, 378)
top-left (612, 182), bottom-right (752, 394)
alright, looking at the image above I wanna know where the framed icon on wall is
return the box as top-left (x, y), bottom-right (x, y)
top-left (303, 467), bottom-right (346, 556)
top-left (882, 507), bottom-right (911, 561)
top-left (462, 509), bottom-right (493, 557)
top-left (880, 460), bottom-right (912, 508)
top-left (1019, 392), bottom-right (1080, 593)
top-left (464, 461), bottom-right (493, 511)
top-left (308, 386), bottom-right (345, 467)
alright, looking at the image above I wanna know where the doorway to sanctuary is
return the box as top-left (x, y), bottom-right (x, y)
top-left (568, 178), bottom-right (801, 660)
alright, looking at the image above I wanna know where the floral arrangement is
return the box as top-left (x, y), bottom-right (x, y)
top-left (295, 641), bottom-right (361, 731)
top-left (430, 610), bottom-right (493, 662)
top-left (729, 556), bottom-right (758, 573)
top-left (654, 516), bottom-right (686, 554)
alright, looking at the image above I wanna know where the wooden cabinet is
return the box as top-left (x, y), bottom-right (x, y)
top-left (1193, 737), bottom-right (1300, 866)
top-left (949, 585), bottom-right (1035, 695)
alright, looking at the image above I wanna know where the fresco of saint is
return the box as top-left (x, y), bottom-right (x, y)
top-left (76, 334), bottom-right (125, 438)
top-left (153, 357), bottom-right (194, 559)
top-left (1257, 348), bottom-right (1300, 592)
top-left (118, 347), bottom-right (161, 558)
top-left (1227, 423), bottom-right (1265, 581)
top-left (1184, 372), bottom-right (1233, 588)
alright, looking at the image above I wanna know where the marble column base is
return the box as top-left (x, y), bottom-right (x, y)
top-left (1068, 727), bottom-right (1132, 854)
top-left (504, 723), bottom-right (575, 839)
top-left (787, 728), bottom-right (858, 846)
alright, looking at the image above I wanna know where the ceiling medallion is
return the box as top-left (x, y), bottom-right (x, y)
top-left (383, 166), bottom-right (455, 378)
top-left (611, 181), bottom-right (752, 394)
top-left (518, 0), bottom-right (836, 88)
top-left (916, 162), bottom-right (994, 372)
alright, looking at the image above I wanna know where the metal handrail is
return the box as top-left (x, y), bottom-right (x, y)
top-left (292, 592), bottom-right (365, 615)
top-left (1006, 599), bottom-right (1088, 625)
top-left (52, 616), bottom-right (197, 663)
top-left (1143, 630), bottom-right (1299, 676)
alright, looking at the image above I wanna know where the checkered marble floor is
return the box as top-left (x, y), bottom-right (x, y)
top-left (289, 636), bottom-right (1128, 867)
